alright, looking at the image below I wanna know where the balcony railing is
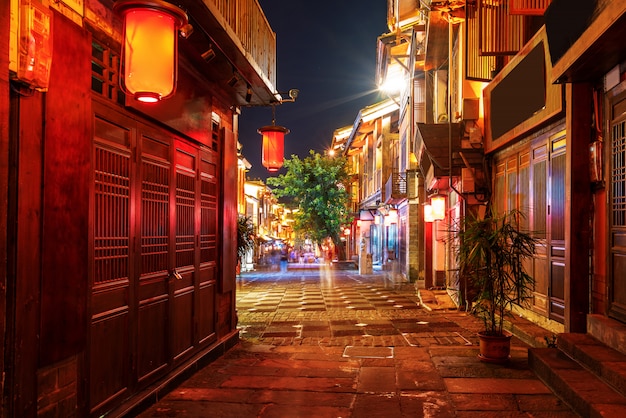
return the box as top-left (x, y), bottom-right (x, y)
top-left (509, 0), bottom-right (552, 15)
top-left (209, 0), bottom-right (276, 89)
top-left (385, 172), bottom-right (407, 202)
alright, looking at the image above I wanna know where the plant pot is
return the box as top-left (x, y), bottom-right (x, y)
top-left (477, 331), bottom-right (512, 363)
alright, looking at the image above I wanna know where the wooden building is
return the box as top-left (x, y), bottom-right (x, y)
top-left (1, 0), bottom-right (280, 416)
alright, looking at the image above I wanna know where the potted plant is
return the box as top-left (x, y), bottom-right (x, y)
top-left (237, 215), bottom-right (256, 274)
top-left (456, 209), bottom-right (537, 363)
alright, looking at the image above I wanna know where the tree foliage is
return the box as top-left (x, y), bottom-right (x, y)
top-left (266, 150), bottom-right (352, 258)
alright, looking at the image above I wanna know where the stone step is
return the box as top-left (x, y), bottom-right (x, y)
top-left (529, 346), bottom-right (626, 417)
top-left (557, 333), bottom-right (626, 398)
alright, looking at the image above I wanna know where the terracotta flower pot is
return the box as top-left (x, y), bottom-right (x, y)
top-left (477, 331), bottom-right (512, 363)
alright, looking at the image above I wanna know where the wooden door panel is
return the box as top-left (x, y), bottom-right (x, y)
top-left (548, 139), bottom-right (566, 322)
top-left (137, 134), bottom-right (171, 383)
top-left (91, 113), bottom-right (133, 412)
top-left (610, 231), bottom-right (626, 319)
top-left (610, 111), bottom-right (626, 322)
top-left (198, 267), bottom-right (216, 344)
top-left (549, 260), bottom-right (565, 320)
top-left (532, 243), bottom-right (549, 314)
top-left (89, 309), bottom-right (130, 413)
top-left (137, 297), bottom-right (168, 383)
top-left (172, 288), bottom-right (195, 360)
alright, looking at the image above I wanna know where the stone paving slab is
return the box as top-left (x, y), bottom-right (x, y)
top-left (137, 269), bottom-right (579, 417)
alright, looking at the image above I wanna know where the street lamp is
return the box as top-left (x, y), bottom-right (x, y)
top-left (113, 0), bottom-right (188, 103)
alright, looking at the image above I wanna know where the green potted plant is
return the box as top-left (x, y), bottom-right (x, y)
top-left (237, 215), bottom-right (256, 274)
top-left (456, 209), bottom-right (537, 363)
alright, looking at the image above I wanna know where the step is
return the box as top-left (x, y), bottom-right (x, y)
top-left (557, 333), bottom-right (626, 398)
top-left (529, 346), bottom-right (626, 417)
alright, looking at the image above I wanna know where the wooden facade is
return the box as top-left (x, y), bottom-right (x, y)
top-left (2, 0), bottom-right (277, 416)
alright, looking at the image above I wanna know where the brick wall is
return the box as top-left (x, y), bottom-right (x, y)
top-left (37, 356), bottom-right (78, 417)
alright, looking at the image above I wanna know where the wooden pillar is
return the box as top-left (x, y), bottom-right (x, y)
top-left (0, 0), bottom-right (10, 413)
top-left (565, 82), bottom-right (592, 333)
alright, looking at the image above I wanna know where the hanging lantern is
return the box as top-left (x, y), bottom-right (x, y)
top-left (431, 195), bottom-right (446, 221)
top-left (114, 0), bottom-right (188, 103)
top-left (258, 124), bottom-right (289, 172)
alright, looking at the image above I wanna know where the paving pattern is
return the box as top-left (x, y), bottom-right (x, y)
top-left (236, 269), bottom-right (477, 348)
top-left (137, 268), bottom-right (579, 417)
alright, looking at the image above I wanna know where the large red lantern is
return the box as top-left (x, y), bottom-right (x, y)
top-left (258, 125), bottom-right (289, 172)
top-left (114, 0), bottom-right (188, 103)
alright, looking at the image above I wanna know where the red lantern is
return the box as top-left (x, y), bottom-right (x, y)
top-left (114, 0), bottom-right (188, 102)
top-left (258, 125), bottom-right (289, 172)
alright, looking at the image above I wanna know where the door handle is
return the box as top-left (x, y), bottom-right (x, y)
top-left (171, 269), bottom-right (183, 280)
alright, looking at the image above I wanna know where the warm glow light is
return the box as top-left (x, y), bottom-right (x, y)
top-left (424, 204), bottom-right (435, 223)
top-left (259, 125), bottom-right (289, 172)
top-left (431, 196), bottom-right (446, 221)
top-left (114, 0), bottom-right (187, 102)
top-left (379, 65), bottom-right (406, 94)
top-left (343, 228), bottom-right (351, 236)
top-left (384, 209), bottom-right (398, 226)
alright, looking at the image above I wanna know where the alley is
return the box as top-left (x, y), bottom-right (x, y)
top-left (136, 268), bottom-right (577, 417)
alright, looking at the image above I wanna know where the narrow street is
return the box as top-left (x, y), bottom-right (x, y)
top-left (137, 267), bottom-right (577, 417)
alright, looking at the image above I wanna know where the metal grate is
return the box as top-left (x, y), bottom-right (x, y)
top-left (141, 159), bottom-right (170, 274)
top-left (613, 121), bottom-right (626, 226)
top-left (94, 145), bottom-right (131, 283)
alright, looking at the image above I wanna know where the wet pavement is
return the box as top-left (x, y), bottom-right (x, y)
top-left (137, 267), bottom-right (578, 417)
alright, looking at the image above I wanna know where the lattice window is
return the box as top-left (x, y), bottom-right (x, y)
top-left (141, 159), bottom-right (170, 274)
top-left (509, 0), bottom-right (552, 15)
top-left (532, 159), bottom-right (547, 239)
top-left (612, 121), bottom-right (626, 226)
top-left (176, 170), bottom-right (196, 268)
top-left (551, 152), bottom-right (566, 240)
top-left (479, 0), bottom-right (527, 56)
top-left (91, 39), bottom-right (125, 106)
top-left (94, 145), bottom-right (131, 283)
top-left (200, 169), bottom-right (218, 263)
top-left (466, 1), bottom-right (497, 81)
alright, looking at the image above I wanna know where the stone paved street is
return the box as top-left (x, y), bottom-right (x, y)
top-left (137, 268), bottom-right (579, 417)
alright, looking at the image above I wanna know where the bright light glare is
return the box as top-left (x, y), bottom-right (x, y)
top-left (379, 65), bottom-right (406, 94)
top-left (379, 75), bottom-right (406, 94)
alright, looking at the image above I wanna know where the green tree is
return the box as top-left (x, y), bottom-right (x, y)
top-left (266, 150), bottom-right (352, 260)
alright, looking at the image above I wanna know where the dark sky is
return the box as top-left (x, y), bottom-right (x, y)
top-left (238, 0), bottom-right (389, 181)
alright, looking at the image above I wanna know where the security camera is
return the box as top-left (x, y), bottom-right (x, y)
top-left (288, 89), bottom-right (299, 100)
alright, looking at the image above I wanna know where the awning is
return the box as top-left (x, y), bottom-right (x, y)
top-left (416, 123), bottom-right (483, 191)
top-left (358, 209), bottom-right (376, 221)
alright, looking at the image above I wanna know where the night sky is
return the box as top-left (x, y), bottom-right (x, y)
top-left (238, 0), bottom-right (389, 181)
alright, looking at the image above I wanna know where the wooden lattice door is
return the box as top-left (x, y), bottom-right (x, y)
top-left (89, 103), bottom-right (219, 415)
top-left (609, 94), bottom-right (626, 322)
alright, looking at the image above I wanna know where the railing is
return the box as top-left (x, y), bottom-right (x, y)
top-left (209, 0), bottom-right (276, 88)
top-left (509, 0), bottom-right (552, 15)
top-left (479, 0), bottom-right (526, 56)
top-left (385, 172), bottom-right (407, 201)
